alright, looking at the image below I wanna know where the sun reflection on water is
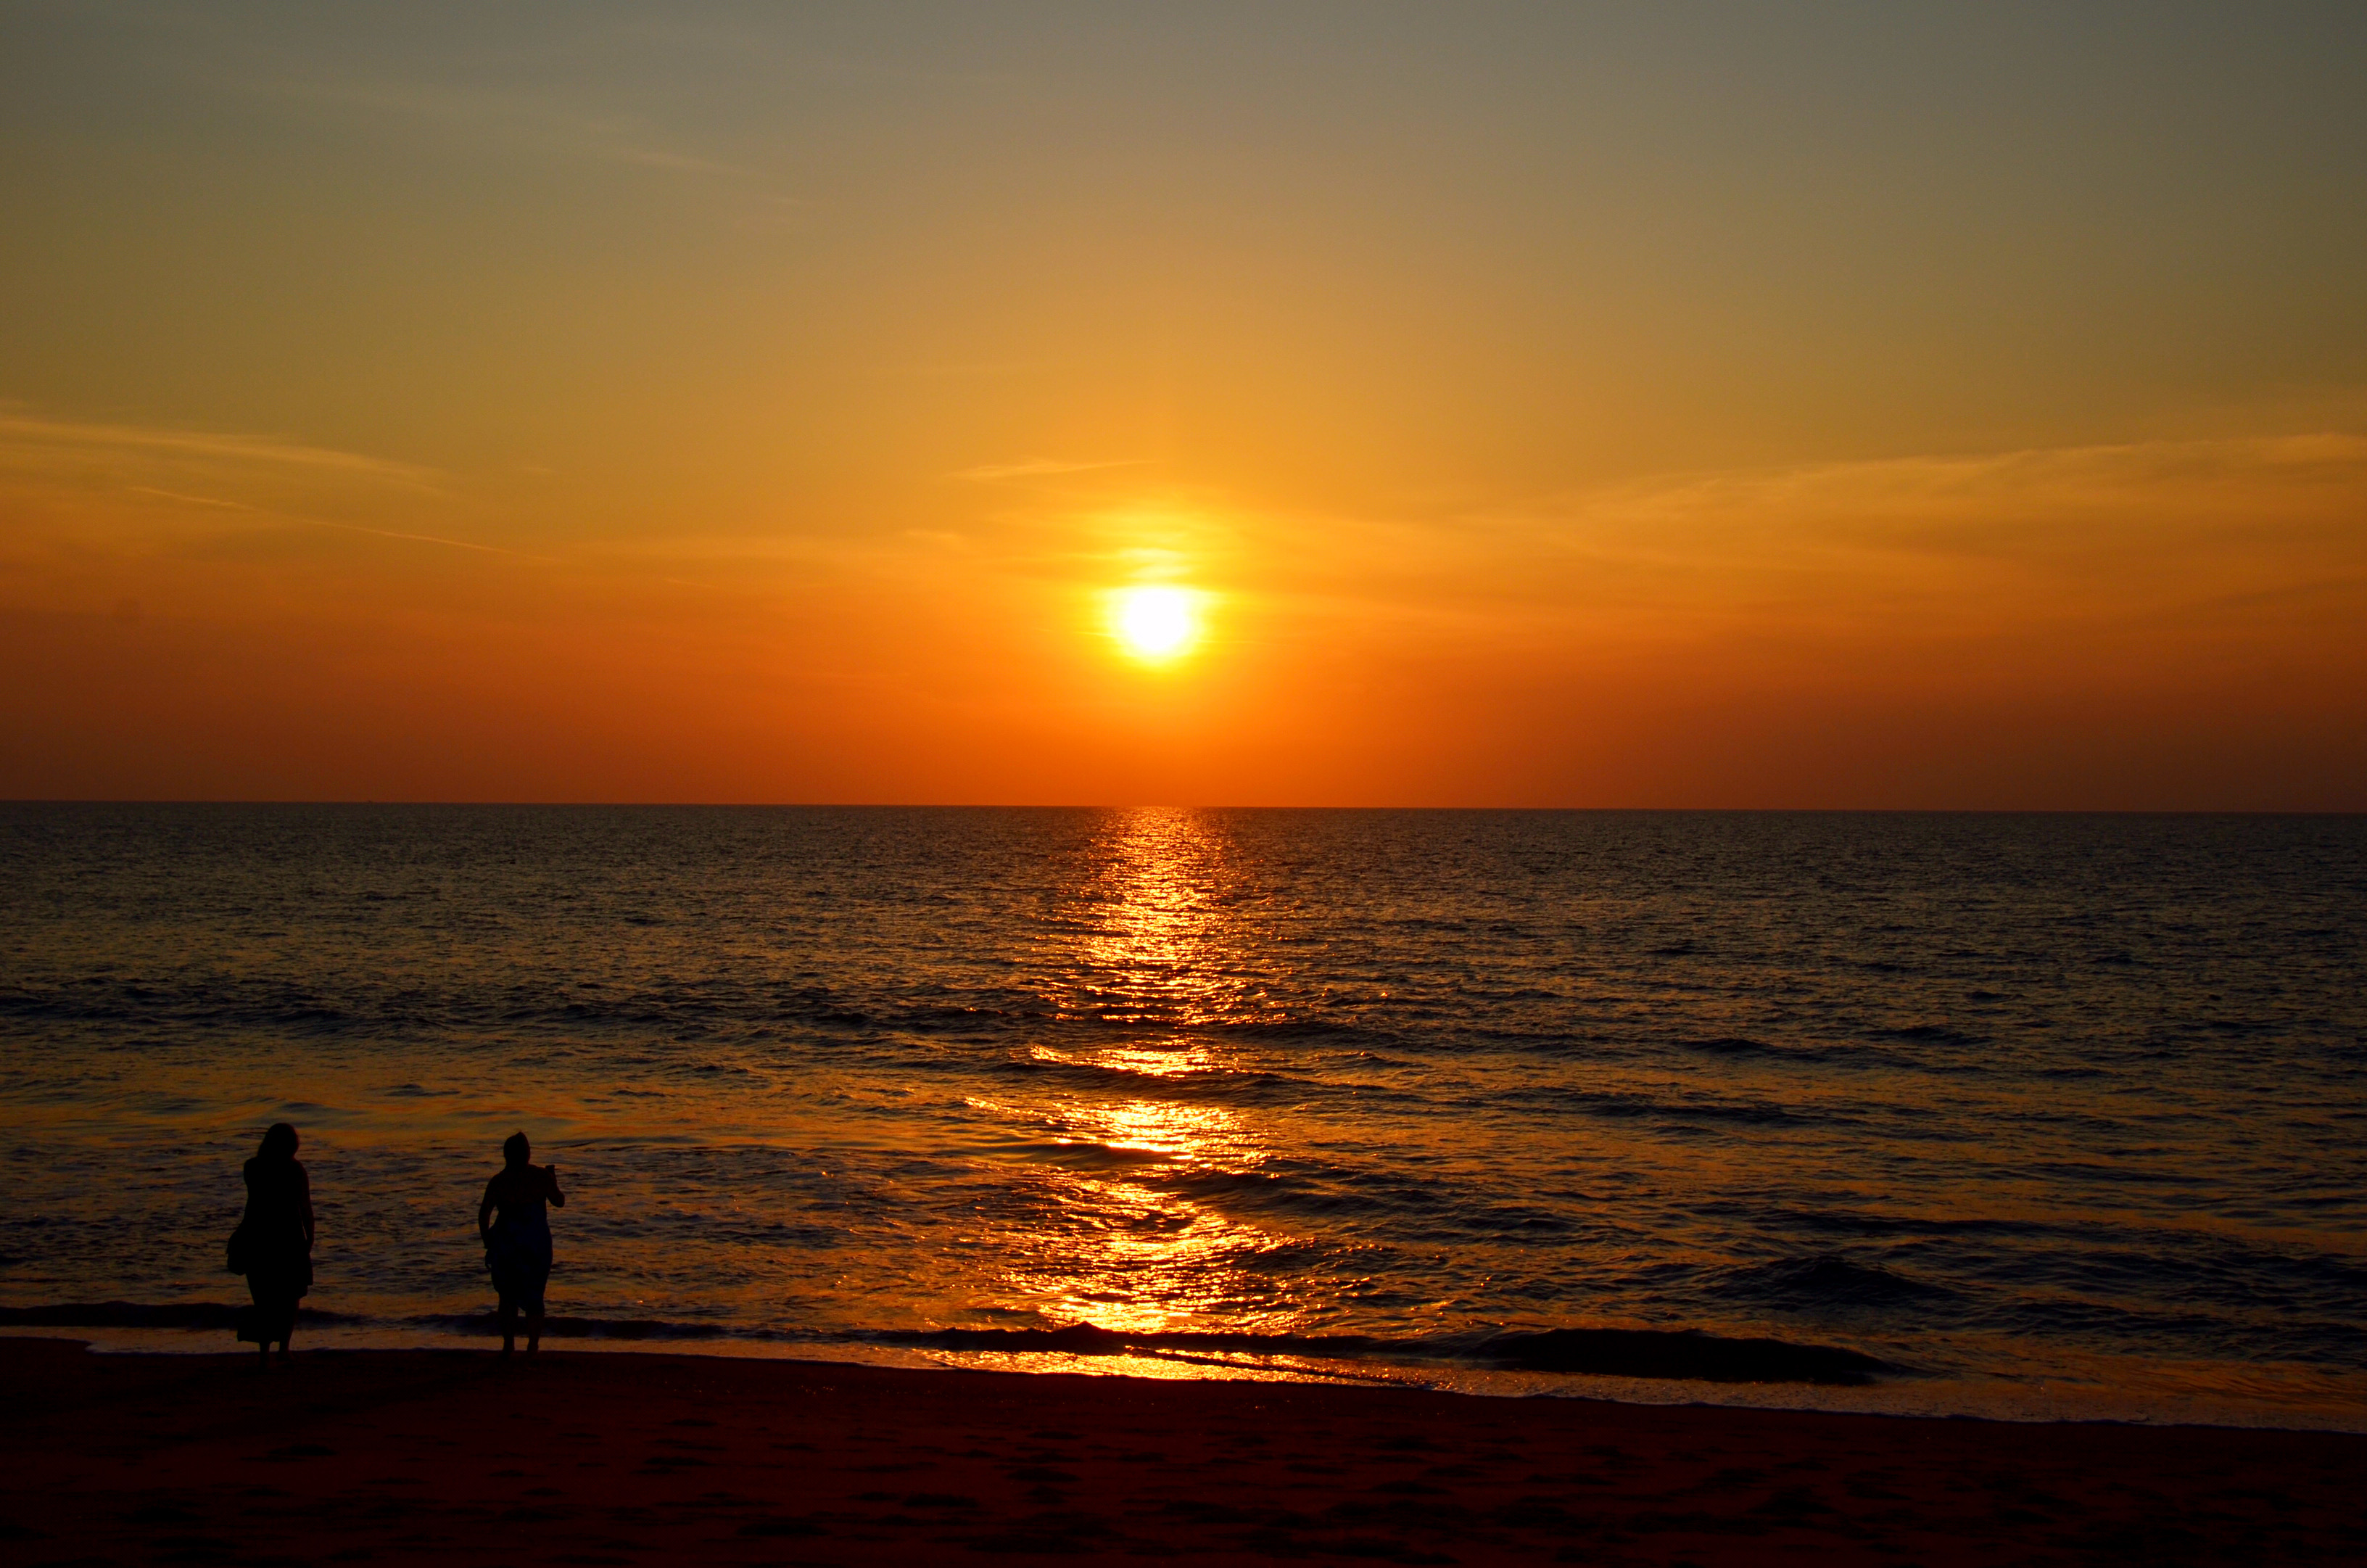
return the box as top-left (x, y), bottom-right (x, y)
top-left (1054, 807), bottom-right (1276, 1028)
top-left (999, 809), bottom-right (1300, 1337)
top-left (1001, 1085), bottom-right (1280, 1337)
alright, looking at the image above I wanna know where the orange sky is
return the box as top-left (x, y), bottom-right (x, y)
top-left (3, 4), bottom-right (2363, 806)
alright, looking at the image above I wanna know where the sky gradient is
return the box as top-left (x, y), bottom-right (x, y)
top-left (4, 1), bottom-right (2363, 806)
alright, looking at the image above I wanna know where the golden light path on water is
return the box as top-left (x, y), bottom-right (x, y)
top-left (991, 809), bottom-right (1300, 1344)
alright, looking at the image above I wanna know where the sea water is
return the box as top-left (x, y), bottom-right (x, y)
top-left (2, 806), bottom-right (2360, 1427)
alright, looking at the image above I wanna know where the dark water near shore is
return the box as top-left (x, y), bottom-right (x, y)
top-left (3, 806), bottom-right (2362, 1424)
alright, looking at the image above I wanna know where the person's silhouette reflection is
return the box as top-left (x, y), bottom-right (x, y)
top-left (479, 1131), bottom-right (565, 1356)
top-left (234, 1123), bottom-right (315, 1366)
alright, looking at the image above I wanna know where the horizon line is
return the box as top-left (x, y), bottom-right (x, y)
top-left (3, 799), bottom-right (2359, 816)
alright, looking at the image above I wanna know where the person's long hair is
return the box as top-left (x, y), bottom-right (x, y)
top-left (257, 1123), bottom-right (300, 1163)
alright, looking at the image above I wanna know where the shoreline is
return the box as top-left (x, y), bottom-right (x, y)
top-left (6, 1337), bottom-right (2362, 1564)
top-left (8, 1311), bottom-right (2364, 1438)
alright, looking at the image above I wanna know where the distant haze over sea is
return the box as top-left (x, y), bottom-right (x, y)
top-left (3, 806), bottom-right (2361, 1427)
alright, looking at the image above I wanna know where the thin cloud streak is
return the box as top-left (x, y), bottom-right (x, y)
top-left (954, 429), bottom-right (2367, 661)
top-left (126, 487), bottom-right (257, 511)
top-left (954, 457), bottom-right (1146, 483)
top-left (0, 415), bottom-right (438, 487)
top-left (289, 516), bottom-right (556, 563)
top-left (0, 412), bottom-right (540, 566)
top-left (1474, 432), bottom-right (2367, 585)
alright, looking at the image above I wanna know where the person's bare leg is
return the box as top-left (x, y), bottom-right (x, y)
top-left (498, 1300), bottom-right (518, 1358)
top-left (526, 1307), bottom-right (542, 1354)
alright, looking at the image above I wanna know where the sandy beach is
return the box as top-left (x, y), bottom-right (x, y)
top-left (3, 1338), bottom-right (2359, 1565)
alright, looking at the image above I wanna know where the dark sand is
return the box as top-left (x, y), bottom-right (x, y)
top-left (3, 1338), bottom-right (2359, 1565)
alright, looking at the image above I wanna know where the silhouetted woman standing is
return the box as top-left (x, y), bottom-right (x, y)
top-left (479, 1131), bottom-right (565, 1357)
top-left (234, 1123), bottom-right (315, 1366)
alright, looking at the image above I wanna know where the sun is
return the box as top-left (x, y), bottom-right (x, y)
top-left (1111, 586), bottom-right (1201, 661)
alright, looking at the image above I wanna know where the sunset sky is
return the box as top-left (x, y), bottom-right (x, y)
top-left (3, 2), bottom-right (2362, 806)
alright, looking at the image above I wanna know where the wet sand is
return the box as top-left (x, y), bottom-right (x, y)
top-left (2, 1338), bottom-right (2359, 1565)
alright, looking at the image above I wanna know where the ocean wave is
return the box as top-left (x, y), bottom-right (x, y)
top-left (406, 1313), bottom-right (743, 1340)
top-left (0, 975), bottom-right (1065, 1044)
top-left (1480, 1328), bottom-right (1899, 1385)
top-left (1507, 1088), bottom-right (1808, 1126)
top-left (0, 1301), bottom-right (1903, 1385)
top-left (1674, 1036), bottom-right (1901, 1070)
top-left (869, 1322), bottom-right (1904, 1385)
top-left (1715, 1255), bottom-right (1957, 1309)
top-left (1679, 1036), bottom-right (1815, 1061)
top-left (999, 1139), bottom-right (1187, 1170)
top-left (0, 1302), bottom-right (364, 1329)
top-left (1769, 1208), bottom-right (2057, 1239)
top-left (993, 1055), bottom-right (1354, 1107)
top-left (1205, 1016), bottom-right (1373, 1042)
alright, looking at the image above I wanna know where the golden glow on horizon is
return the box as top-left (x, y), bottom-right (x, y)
top-left (2, 9), bottom-right (2364, 807)
top-left (1111, 587), bottom-right (1202, 664)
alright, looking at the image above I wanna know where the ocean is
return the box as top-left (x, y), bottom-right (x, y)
top-left (2, 805), bottom-right (2361, 1427)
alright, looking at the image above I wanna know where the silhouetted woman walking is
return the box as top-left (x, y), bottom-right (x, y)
top-left (479, 1131), bottom-right (565, 1357)
top-left (232, 1123), bottom-right (314, 1366)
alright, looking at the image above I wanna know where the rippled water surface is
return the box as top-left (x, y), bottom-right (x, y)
top-left (2, 806), bottom-right (2361, 1424)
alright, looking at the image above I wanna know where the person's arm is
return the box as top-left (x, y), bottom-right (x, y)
top-left (297, 1166), bottom-right (316, 1251)
top-left (478, 1178), bottom-right (500, 1246)
top-left (545, 1164), bottom-right (565, 1208)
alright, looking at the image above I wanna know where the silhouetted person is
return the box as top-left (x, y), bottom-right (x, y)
top-left (234, 1123), bottom-right (315, 1366)
top-left (479, 1131), bottom-right (564, 1356)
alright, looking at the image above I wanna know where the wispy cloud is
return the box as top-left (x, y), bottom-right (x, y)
top-left (285, 516), bottom-right (554, 562)
top-left (125, 486), bottom-right (255, 511)
top-left (0, 410), bottom-right (546, 563)
top-left (0, 414), bottom-right (437, 487)
top-left (1529, 433), bottom-right (2367, 542)
top-left (1081, 430), bottom-right (2367, 656)
top-left (1487, 434), bottom-right (2367, 597)
top-left (954, 457), bottom-right (1144, 483)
